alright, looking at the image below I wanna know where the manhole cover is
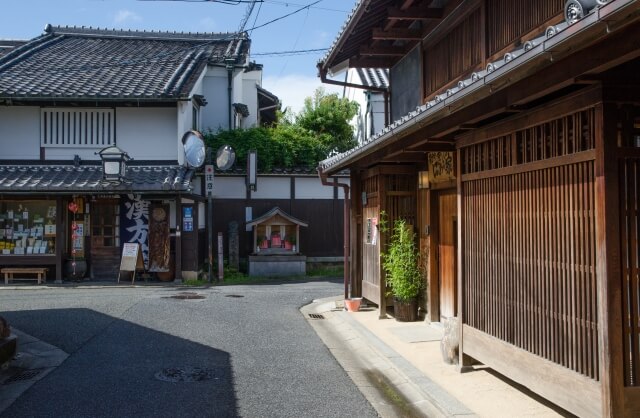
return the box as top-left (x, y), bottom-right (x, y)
top-left (225, 294), bottom-right (244, 298)
top-left (155, 366), bottom-right (215, 382)
top-left (3, 369), bottom-right (42, 385)
top-left (166, 292), bottom-right (206, 300)
top-left (308, 313), bottom-right (325, 320)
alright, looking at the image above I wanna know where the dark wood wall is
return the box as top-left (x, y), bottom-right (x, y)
top-left (421, 0), bottom-right (564, 100)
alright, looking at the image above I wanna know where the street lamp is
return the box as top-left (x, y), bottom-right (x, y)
top-left (98, 145), bottom-right (131, 182)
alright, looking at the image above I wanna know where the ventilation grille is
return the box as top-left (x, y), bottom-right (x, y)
top-left (41, 108), bottom-right (115, 147)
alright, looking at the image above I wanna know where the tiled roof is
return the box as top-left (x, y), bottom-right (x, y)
top-left (0, 40), bottom-right (27, 59)
top-left (0, 163), bottom-right (194, 193)
top-left (246, 206), bottom-right (308, 228)
top-left (0, 25), bottom-right (249, 101)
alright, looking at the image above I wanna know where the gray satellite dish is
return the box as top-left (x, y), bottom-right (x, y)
top-left (182, 130), bottom-right (206, 168)
top-left (216, 145), bottom-right (236, 171)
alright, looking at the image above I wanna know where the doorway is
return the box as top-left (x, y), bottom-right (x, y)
top-left (91, 200), bottom-right (120, 279)
top-left (437, 189), bottom-right (457, 320)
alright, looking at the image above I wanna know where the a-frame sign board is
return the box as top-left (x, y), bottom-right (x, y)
top-left (118, 243), bottom-right (144, 284)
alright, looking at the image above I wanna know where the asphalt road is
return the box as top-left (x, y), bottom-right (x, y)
top-left (0, 279), bottom-right (378, 418)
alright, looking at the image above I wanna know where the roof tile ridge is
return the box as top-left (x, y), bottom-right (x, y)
top-left (48, 24), bottom-right (242, 41)
top-left (0, 32), bottom-right (61, 71)
top-left (163, 49), bottom-right (206, 95)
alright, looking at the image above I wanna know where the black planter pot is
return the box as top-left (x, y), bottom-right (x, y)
top-left (64, 259), bottom-right (87, 281)
top-left (393, 297), bottom-right (418, 322)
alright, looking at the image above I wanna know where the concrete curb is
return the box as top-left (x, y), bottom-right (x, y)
top-left (301, 296), bottom-right (475, 418)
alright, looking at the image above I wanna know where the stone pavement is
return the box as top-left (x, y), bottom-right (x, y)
top-left (302, 296), bottom-right (572, 418)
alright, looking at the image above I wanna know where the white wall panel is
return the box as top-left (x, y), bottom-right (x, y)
top-left (214, 177), bottom-right (246, 199)
top-left (117, 108), bottom-right (176, 160)
top-left (295, 177), bottom-right (334, 199)
top-left (251, 177), bottom-right (290, 199)
top-left (0, 107), bottom-right (40, 159)
top-left (201, 72), bottom-right (229, 132)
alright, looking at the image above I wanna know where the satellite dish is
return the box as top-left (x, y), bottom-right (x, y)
top-left (216, 145), bottom-right (236, 171)
top-left (181, 130), bottom-right (206, 168)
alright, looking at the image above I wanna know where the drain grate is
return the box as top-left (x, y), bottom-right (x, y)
top-left (308, 313), bottom-right (325, 320)
top-left (3, 369), bottom-right (42, 385)
top-left (224, 294), bottom-right (244, 298)
top-left (166, 292), bottom-right (206, 300)
top-left (155, 366), bottom-right (215, 383)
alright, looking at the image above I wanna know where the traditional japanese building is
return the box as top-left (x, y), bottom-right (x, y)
top-left (318, 0), bottom-right (640, 416)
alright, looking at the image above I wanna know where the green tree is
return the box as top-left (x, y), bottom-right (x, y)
top-left (203, 87), bottom-right (359, 170)
top-left (295, 87), bottom-right (359, 154)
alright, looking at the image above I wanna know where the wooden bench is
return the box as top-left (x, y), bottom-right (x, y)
top-left (2, 268), bottom-right (48, 285)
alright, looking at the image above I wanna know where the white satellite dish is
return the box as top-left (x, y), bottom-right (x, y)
top-left (181, 130), bottom-right (206, 168)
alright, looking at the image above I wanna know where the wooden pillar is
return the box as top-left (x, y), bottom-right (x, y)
top-left (379, 173), bottom-right (387, 319)
top-left (175, 197), bottom-right (182, 282)
top-left (427, 188), bottom-right (440, 322)
top-left (350, 169), bottom-right (362, 297)
top-left (596, 102), bottom-right (624, 417)
top-left (456, 149), bottom-right (473, 368)
top-left (55, 197), bottom-right (63, 283)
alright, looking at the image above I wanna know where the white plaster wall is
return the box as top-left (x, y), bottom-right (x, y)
top-left (214, 177), bottom-right (246, 199)
top-left (0, 106), bottom-right (41, 159)
top-left (295, 177), bottom-right (334, 199)
top-left (201, 68), bottom-right (229, 132)
top-left (242, 79), bottom-right (258, 127)
top-left (251, 177), bottom-right (290, 199)
top-left (198, 202), bottom-right (206, 228)
top-left (116, 108), bottom-right (177, 160)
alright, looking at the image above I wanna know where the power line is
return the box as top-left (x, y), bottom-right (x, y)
top-left (252, 47), bottom-right (327, 56)
top-left (264, 1), bottom-right (347, 13)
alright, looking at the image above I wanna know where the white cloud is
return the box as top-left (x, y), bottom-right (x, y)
top-left (262, 74), bottom-right (344, 116)
top-left (113, 10), bottom-right (141, 25)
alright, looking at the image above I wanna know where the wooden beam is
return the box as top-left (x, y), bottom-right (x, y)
top-left (387, 6), bottom-right (443, 21)
top-left (359, 45), bottom-right (406, 57)
top-left (371, 28), bottom-right (422, 41)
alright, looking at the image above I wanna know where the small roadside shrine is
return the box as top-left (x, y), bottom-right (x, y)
top-left (246, 207), bottom-right (307, 276)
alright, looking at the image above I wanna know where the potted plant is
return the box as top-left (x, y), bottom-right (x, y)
top-left (382, 219), bottom-right (424, 322)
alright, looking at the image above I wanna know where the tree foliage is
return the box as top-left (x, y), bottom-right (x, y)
top-left (295, 87), bottom-right (359, 154)
top-left (204, 88), bottom-right (359, 171)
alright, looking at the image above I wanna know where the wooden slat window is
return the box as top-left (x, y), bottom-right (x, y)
top-left (486, 0), bottom-right (564, 56)
top-left (41, 108), bottom-right (115, 147)
top-left (620, 157), bottom-right (640, 386)
top-left (424, 9), bottom-right (482, 97)
top-left (463, 161), bottom-right (598, 379)
top-left (461, 106), bottom-right (599, 380)
top-left (385, 174), bottom-right (417, 229)
top-left (517, 109), bottom-right (596, 164)
top-left (618, 105), bottom-right (640, 386)
top-left (461, 135), bottom-right (513, 174)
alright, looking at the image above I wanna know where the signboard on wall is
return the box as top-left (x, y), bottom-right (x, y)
top-left (120, 194), bottom-right (150, 269)
top-left (428, 152), bottom-right (455, 184)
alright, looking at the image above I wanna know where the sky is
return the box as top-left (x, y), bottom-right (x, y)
top-left (0, 0), bottom-right (353, 114)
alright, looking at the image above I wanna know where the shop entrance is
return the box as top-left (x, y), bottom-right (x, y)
top-left (91, 200), bottom-right (120, 279)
